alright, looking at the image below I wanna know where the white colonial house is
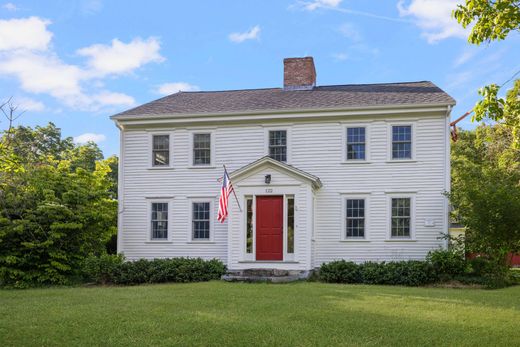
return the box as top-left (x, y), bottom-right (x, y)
top-left (111, 57), bottom-right (455, 277)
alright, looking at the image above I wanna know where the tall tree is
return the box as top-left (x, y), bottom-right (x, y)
top-left (453, 0), bottom-right (520, 147)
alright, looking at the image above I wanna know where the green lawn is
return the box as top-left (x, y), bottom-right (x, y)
top-left (1, 282), bottom-right (519, 346)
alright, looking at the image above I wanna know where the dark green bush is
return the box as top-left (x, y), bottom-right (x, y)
top-left (82, 254), bottom-right (124, 284)
top-left (319, 260), bottom-right (360, 283)
top-left (426, 249), bottom-right (466, 279)
top-left (320, 260), bottom-right (437, 286)
top-left (82, 256), bottom-right (226, 285)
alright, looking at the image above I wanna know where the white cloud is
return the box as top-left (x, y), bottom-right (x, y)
top-left (229, 26), bottom-right (261, 43)
top-left (453, 50), bottom-right (477, 67)
top-left (94, 91), bottom-right (135, 107)
top-left (74, 133), bottom-right (106, 144)
top-left (0, 16), bottom-right (53, 51)
top-left (0, 17), bottom-right (164, 111)
top-left (397, 0), bottom-right (469, 43)
top-left (16, 97), bottom-right (45, 112)
top-left (338, 22), bottom-right (362, 42)
top-left (156, 82), bottom-right (199, 95)
top-left (77, 37), bottom-right (164, 76)
top-left (332, 52), bottom-right (349, 61)
top-left (300, 0), bottom-right (342, 11)
top-left (2, 2), bottom-right (18, 11)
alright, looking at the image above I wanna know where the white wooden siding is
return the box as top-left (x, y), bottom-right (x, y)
top-left (119, 112), bottom-right (449, 268)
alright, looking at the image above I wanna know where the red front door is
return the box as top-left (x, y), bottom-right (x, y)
top-left (256, 196), bottom-right (283, 261)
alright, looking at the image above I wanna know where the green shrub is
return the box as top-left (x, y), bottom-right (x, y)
top-left (82, 254), bottom-right (124, 284)
top-left (319, 260), bottom-right (360, 283)
top-left (319, 260), bottom-right (437, 286)
top-left (426, 249), bottom-right (466, 280)
top-left (82, 256), bottom-right (226, 285)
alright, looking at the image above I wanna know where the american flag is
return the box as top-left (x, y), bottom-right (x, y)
top-left (217, 168), bottom-right (234, 223)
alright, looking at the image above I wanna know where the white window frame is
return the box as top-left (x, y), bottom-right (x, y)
top-left (386, 193), bottom-right (416, 241)
top-left (342, 123), bottom-right (370, 163)
top-left (264, 126), bottom-right (291, 164)
top-left (341, 194), bottom-right (370, 241)
top-left (189, 130), bottom-right (215, 168)
top-left (146, 198), bottom-right (173, 242)
top-left (189, 198), bottom-right (215, 242)
top-left (387, 122), bottom-right (416, 162)
top-left (148, 131), bottom-right (174, 169)
top-left (243, 195), bottom-right (255, 260)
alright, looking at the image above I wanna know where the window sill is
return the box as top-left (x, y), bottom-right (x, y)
top-left (187, 241), bottom-right (215, 244)
top-left (341, 160), bottom-right (372, 165)
top-left (385, 160), bottom-right (417, 163)
top-left (145, 240), bottom-right (173, 244)
top-left (147, 166), bottom-right (175, 170)
top-left (340, 239), bottom-right (370, 242)
top-left (384, 239), bottom-right (417, 242)
top-left (188, 165), bottom-right (216, 169)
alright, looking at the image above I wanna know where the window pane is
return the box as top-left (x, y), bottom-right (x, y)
top-left (193, 202), bottom-right (210, 239)
top-left (346, 128), bottom-right (366, 160)
top-left (392, 126), bottom-right (412, 159)
top-left (151, 202), bottom-right (168, 239)
top-left (246, 198), bottom-right (253, 253)
top-left (193, 133), bottom-right (211, 165)
top-left (152, 135), bottom-right (170, 166)
top-left (269, 130), bottom-right (287, 162)
top-left (391, 198), bottom-right (411, 237)
top-left (346, 199), bottom-right (365, 238)
top-left (287, 197), bottom-right (294, 254)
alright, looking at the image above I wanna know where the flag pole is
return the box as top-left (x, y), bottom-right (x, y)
top-left (223, 164), bottom-right (242, 212)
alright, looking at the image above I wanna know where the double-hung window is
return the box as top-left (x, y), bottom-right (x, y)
top-left (391, 198), bottom-right (411, 238)
top-left (151, 202), bottom-right (168, 240)
top-left (192, 202), bottom-right (211, 240)
top-left (193, 133), bottom-right (211, 166)
top-left (152, 135), bottom-right (170, 166)
top-left (268, 130), bottom-right (287, 162)
top-left (346, 199), bottom-right (365, 238)
top-left (392, 126), bottom-right (412, 159)
top-left (346, 127), bottom-right (366, 160)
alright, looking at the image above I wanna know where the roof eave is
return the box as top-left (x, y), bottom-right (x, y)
top-left (111, 101), bottom-right (456, 122)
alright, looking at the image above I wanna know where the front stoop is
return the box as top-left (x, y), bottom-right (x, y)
top-left (221, 269), bottom-right (310, 283)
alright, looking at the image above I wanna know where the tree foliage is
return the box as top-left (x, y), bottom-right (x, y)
top-left (0, 122), bottom-right (117, 288)
top-left (449, 124), bottom-right (520, 268)
top-left (453, 0), bottom-right (520, 147)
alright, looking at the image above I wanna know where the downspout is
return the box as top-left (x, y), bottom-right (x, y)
top-left (444, 105), bottom-right (452, 249)
top-left (116, 122), bottom-right (125, 255)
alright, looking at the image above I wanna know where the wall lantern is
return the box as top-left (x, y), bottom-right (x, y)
top-left (265, 174), bottom-right (271, 184)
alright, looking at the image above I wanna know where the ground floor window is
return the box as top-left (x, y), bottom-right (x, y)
top-left (391, 197), bottom-right (411, 238)
top-left (287, 196), bottom-right (295, 254)
top-left (246, 197), bottom-right (253, 253)
top-left (346, 199), bottom-right (365, 238)
top-left (151, 202), bottom-right (168, 240)
top-left (192, 202), bottom-right (211, 240)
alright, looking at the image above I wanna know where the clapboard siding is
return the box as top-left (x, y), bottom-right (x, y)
top-left (119, 112), bottom-right (449, 268)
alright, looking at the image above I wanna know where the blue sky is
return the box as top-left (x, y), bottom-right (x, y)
top-left (1, 0), bottom-right (519, 156)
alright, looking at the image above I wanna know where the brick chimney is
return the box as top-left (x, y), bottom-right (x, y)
top-left (283, 57), bottom-right (316, 90)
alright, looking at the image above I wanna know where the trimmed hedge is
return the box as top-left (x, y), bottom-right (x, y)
top-left (320, 260), bottom-right (437, 286)
top-left (82, 255), bottom-right (226, 285)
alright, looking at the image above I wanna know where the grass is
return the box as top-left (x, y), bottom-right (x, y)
top-left (1, 282), bottom-right (519, 346)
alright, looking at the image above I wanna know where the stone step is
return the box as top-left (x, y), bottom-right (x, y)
top-left (221, 274), bottom-right (300, 283)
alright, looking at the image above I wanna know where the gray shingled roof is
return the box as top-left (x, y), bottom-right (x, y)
top-left (114, 81), bottom-right (455, 117)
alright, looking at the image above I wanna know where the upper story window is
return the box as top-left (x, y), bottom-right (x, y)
top-left (346, 127), bottom-right (366, 160)
top-left (152, 135), bottom-right (170, 166)
top-left (151, 202), bottom-right (168, 240)
top-left (392, 125), bottom-right (412, 159)
top-left (391, 198), bottom-right (411, 238)
top-left (193, 133), bottom-right (211, 166)
top-left (192, 201), bottom-right (211, 240)
top-left (346, 199), bottom-right (365, 238)
top-left (269, 130), bottom-right (287, 162)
